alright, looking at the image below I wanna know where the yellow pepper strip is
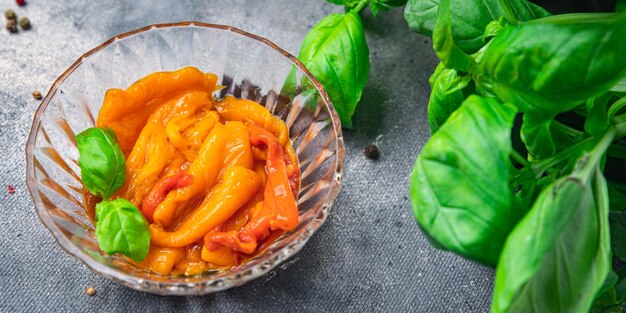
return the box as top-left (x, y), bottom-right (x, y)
top-left (151, 121), bottom-right (254, 228)
top-left (215, 96), bottom-right (289, 147)
top-left (201, 245), bottom-right (238, 267)
top-left (173, 244), bottom-right (211, 276)
top-left (214, 96), bottom-right (299, 188)
top-left (165, 111), bottom-right (219, 162)
top-left (151, 123), bottom-right (225, 227)
top-left (220, 121), bottom-right (255, 175)
top-left (150, 166), bottom-right (261, 248)
top-left (139, 246), bottom-right (185, 275)
top-left (120, 91), bottom-right (212, 205)
top-left (97, 67), bottom-right (217, 154)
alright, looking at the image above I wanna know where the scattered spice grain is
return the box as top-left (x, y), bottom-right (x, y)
top-left (85, 287), bottom-right (96, 296)
top-left (4, 9), bottom-right (16, 20)
top-left (5, 19), bottom-right (17, 33)
top-left (32, 90), bottom-right (42, 100)
top-left (364, 144), bottom-right (379, 160)
top-left (18, 16), bottom-right (29, 30)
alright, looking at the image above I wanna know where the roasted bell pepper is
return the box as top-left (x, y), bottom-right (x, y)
top-left (247, 124), bottom-right (299, 232)
top-left (150, 166), bottom-right (261, 248)
top-left (97, 67), bottom-right (217, 154)
top-left (141, 173), bottom-right (193, 223)
top-left (204, 124), bottom-right (299, 253)
top-left (139, 246), bottom-right (186, 275)
top-left (119, 90), bottom-right (212, 206)
top-left (152, 121), bottom-right (253, 228)
top-left (215, 96), bottom-right (289, 147)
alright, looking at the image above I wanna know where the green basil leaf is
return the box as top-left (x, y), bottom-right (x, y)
top-left (520, 114), bottom-right (556, 160)
top-left (76, 127), bottom-right (126, 199)
top-left (498, 0), bottom-right (551, 23)
top-left (590, 272), bottom-right (621, 313)
top-left (482, 19), bottom-right (506, 42)
top-left (597, 271), bottom-right (619, 300)
top-left (611, 78), bottom-right (626, 93)
top-left (608, 181), bottom-right (626, 211)
top-left (410, 95), bottom-right (518, 266)
top-left (617, 270), bottom-right (626, 303)
top-left (482, 13), bottom-right (626, 115)
top-left (369, 0), bottom-right (407, 15)
top-left (610, 211), bottom-right (626, 262)
top-left (96, 198), bottom-right (150, 262)
top-left (374, 0), bottom-right (407, 7)
top-left (585, 94), bottom-right (612, 136)
top-left (492, 154), bottom-right (612, 312)
top-left (403, 0), bottom-right (549, 53)
top-left (432, 0), bottom-right (479, 73)
top-left (323, 0), bottom-right (355, 5)
top-left (298, 11), bottom-right (370, 128)
top-left (427, 65), bottom-right (472, 133)
top-left (617, 0), bottom-right (626, 12)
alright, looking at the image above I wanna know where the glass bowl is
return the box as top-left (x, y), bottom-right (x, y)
top-left (25, 22), bottom-right (345, 295)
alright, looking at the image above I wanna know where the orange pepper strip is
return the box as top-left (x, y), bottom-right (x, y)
top-left (215, 96), bottom-right (289, 147)
top-left (120, 91), bottom-right (211, 205)
top-left (152, 121), bottom-right (253, 228)
top-left (247, 124), bottom-right (299, 232)
top-left (173, 244), bottom-right (211, 276)
top-left (165, 111), bottom-right (219, 162)
top-left (201, 245), bottom-right (239, 267)
top-left (141, 173), bottom-right (193, 223)
top-left (97, 67), bottom-right (217, 153)
top-left (139, 246), bottom-right (185, 275)
top-left (204, 125), bottom-right (299, 253)
top-left (150, 166), bottom-right (261, 248)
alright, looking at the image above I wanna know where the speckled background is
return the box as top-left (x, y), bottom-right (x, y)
top-left (0, 1), bottom-right (497, 312)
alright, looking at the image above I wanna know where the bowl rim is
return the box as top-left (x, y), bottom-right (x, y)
top-left (25, 21), bottom-right (345, 295)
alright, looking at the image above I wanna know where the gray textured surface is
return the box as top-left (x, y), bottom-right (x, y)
top-left (0, 0), bottom-right (493, 312)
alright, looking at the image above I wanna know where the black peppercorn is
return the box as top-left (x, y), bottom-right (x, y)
top-left (364, 144), bottom-right (379, 160)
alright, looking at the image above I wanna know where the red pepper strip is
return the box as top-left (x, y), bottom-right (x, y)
top-left (204, 125), bottom-right (299, 254)
top-left (141, 173), bottom-right (193, 223)
top-left (204, 231), bottom-right (257, 254)
top-left (204, 202), bottom-right (268, 253)
top-left (242, 124), bottom-right (299, 237)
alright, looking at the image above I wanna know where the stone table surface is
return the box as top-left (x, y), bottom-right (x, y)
top-left (0, 0), bottom-right (494, 312)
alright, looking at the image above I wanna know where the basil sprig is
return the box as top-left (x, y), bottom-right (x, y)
top-left (76, 127), bottom-right (150, 262)
top-left (405, 0), bottom-right (626, 311)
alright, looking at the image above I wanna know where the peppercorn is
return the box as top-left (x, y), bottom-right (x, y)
top-left (5, 19), bottom-right (17, 33)
top-left (85, 287), bottom-right (96, 296)
top-left (18, 17), bottom-right (30, 30)
top-left (7, 185), bottom-right (15, 194)
top-left (364, 144), bottom-right (379, 160)
top-left (4, 9), bottom-right (16, 20)
top-left (16, 0), bottom-right (26, 6)
top-left (32, 90), bottom-right (42, 100)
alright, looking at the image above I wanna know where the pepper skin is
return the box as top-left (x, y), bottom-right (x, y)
top-left (152, 121), bottom-right (254, 228)
top-left (150, 166), bottom-right (261, 248)
top-left (141, 173), bottom-right (193, 223)
top-left (97, 67), bottom-right (217, 154)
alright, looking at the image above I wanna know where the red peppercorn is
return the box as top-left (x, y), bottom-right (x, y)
top-left (7, 185), bottom-right (15, 194)
top-left (16, 0), bottom-right (26, 6)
